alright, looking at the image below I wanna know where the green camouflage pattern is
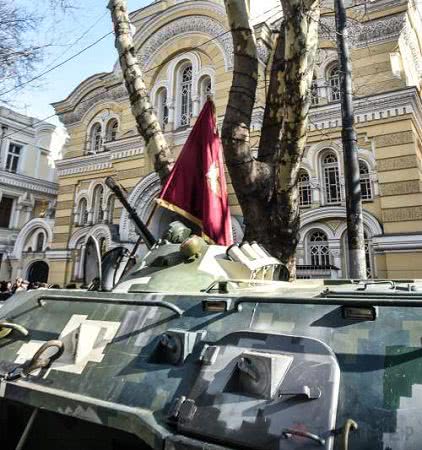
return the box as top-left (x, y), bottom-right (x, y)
top-left (0, 284), bottom-right (421, 449)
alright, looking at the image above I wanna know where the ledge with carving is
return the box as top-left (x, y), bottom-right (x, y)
top-left (0, 169), bottom-right (58, 196)
top-left (309, 87), bottom-right (422, 132)
top-left (320, 12), bottom-right (406, 48)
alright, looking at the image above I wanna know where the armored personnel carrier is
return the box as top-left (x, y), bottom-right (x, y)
top-left (0, 178), bottom-right (421, 450)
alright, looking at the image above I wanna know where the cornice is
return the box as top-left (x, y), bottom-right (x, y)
top-left (309, 87), bottom-right (422, 133)
top-left (0, 170), bottom-right (58, 196)
top-left (373, 234), bottom-right (422, 252)
top-left (320, 12), bottom-right (406, 48)
top-left (56, 151), bottom-right (113, 177)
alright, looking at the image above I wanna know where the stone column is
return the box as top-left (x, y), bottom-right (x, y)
top-left (192, 95), bottom-right (200, 117)
top-left (87, 210), bottom-right (93, 226)
top-left (11, 205), bottom-right (22, 229)
top-left (329, 245), bottom-right (342, 279)
top-left (167, 102), bottom-right (175, 131)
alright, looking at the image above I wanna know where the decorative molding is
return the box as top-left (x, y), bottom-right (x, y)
top-left (56, 152), bottom-right (112, 176)
top-left (401, 17), bottom-right (422, 78)
top-left (309, 87), bottom-right (422, 132)
top-left (0, 169), bottom-right (58, 196)
top-left (119, 172), bottom-right (161, 242)
top-left (12, 218), bottom-right (54, 259)
top-left (373, 234), bottom-right (422, 252)
top-left (45, 249), bottom-right (72, 260)
top-left (138, 16), bottom-right (233, 71)
top-left (320, 13), bottom-right (406, 48)
top-left (300, 206), bottom-right (383, 238)
top-left (58, 84), bottom-right (127, 126)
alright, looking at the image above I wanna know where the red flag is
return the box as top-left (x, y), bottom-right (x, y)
top-left (156, 100), bottom-right (233, 245)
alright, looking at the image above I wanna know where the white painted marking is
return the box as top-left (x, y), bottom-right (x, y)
top-left (15, 314), bottom-right (121, 377)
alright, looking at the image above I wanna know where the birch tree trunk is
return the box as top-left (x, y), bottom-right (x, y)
top-left (223, 0), bottom-right (320, 278)
top-left (108, 0), bottom-right (174, 182)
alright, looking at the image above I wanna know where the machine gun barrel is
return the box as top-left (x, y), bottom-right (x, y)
top-left (105, 176), bottom-right (156, 249)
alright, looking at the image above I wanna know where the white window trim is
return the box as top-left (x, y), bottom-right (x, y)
top-left (167, 52), bottom-right (201, 128)
top-left (5, 141), bottom-right (24, 173)
top-left (320, 150), bottom-right (343, 205)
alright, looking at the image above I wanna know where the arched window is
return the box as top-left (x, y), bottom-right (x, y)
top-left (359, 160), bottom-right (373, 200)
top-left (327, 64), bottom-right (340, 102)
top-left (106, 195), bottom-right (115, 224)
top-left (35, 233), bottom-right (44, 252)
top-left (78, 198), bottom-right (88, 226)
top-left (179, 64), bottom-right (193, 126)
top-left (311, 75), bottom-right (319, 106)
top-left (92, 185), bottom-right (104, 224)
top-left (199, 76), bottom-right (212, 107)
top-left (156, 88), bottom-right (169, 129)
top-left (298, 170), bottom-right (312, 207)
top-left (322, 152), bottom-right (341, 204)
top-left (308, 230), bottom-right (330, 266)
top-left (106, 119), bottom-right (118, 142)
top-left (90, 123), bottom-right (102, 153)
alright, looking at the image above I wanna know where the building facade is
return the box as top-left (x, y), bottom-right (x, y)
top-left (50, 0), bottom-right (422, 286)
top-left (0, 107), bottom-right (59, 282)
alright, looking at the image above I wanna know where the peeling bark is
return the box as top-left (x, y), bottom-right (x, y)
top-left (223, 0), bottom-right (320, 278)
top-left (270, 0), bottom-right (321, 277)
top-left (108, 0), bottom-right (174, 182)
top-left (221, 0), bottom-right (273, 254)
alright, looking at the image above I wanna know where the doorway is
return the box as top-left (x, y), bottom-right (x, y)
top-left (27, 261), bottom-right (49, 283)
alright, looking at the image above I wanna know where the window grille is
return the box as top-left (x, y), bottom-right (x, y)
top-left (93, 186), bottom-right (104, 224)
top-left (106, 119), bottom-right (118, 142)
top-left (107, 195), bottom-right (115, 224)
top-left (36, 233), bottom-right (44, 252)
top-left (298, 170), bottom-right (312, 206)
top-left (200, 76), bottom-right (212, 107)
top-left (322, 152), bottom-right (341, 204)
top-left (328, 65), bottom-right (341, 102)
top-left (359, 160), bottom-right (373, 200)
top-left (6, 143), bottom-right (22, 173)
top-left (311, 77), bottom-right (319, 105)
top-left (90, 123), bottom-right (102, 152)
top-left (308, 231), bottom-right (330, 266)
top-left (180, 65), bottom-right (193, 126)
top-left (78, 199), bottom-right (88, 226)
top-left (158, 89), bottom-right (168, 129)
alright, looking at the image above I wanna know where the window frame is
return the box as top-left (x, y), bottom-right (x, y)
top-left (92, 185), bottom-right (104, 224)
top-left (327, 64), bottom-right (341, 102)
top-left (105, 119), bottom-right (119, 143)
top-left (78, 198), bottom-right (88, 226)
top-left (298, 170), bottom-right (312, 207)
top-left (307, 230), bottom-right (330, 267)
top-left (199, 75), bottom-right (212, 108)
top-left (321, 151), bottom-right (342, 205)
top-left (359, 160), bottom-right (373, 201)
top-left (90, 123), bottom-right (103, 153)
top-left (6, 142), bottom-right (22, 173)
top-left (178, 63), bottom-right (193, 127)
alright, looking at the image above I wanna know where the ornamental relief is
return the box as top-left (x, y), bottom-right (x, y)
top-left (137, 16), bottom-right (233, 70)
top-left (320, 13), bottom-right (406, 47)
top-left (59, 85), bottom-right (127, 126)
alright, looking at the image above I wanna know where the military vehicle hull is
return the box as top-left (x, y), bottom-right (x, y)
top-left (0, 285), bottom-right (421, 449)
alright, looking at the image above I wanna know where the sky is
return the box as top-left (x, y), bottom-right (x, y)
top-left (11, 0), bottom-right (149, 128)
top-left (9, 0), bottom-right (279, 148)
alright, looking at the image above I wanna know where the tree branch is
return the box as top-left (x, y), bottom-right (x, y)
top-left (108, 0), bottom-right (174, 182)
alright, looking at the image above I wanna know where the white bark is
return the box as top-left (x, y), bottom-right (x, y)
top-left (108, 0), bottom-right (174, 181)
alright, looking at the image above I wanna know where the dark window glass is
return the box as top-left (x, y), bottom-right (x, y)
top-left (0, 197), bottom-right (13, 228)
